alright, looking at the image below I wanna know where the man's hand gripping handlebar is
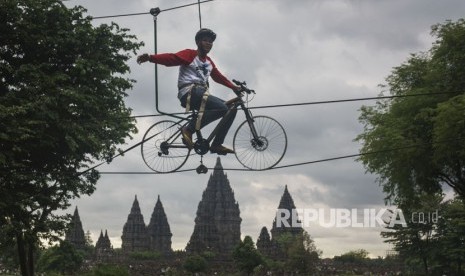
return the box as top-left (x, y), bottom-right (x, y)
top-left (224, 80), bottom-right (255, 106)
top-left (233, 79), bottom-right (255, 96)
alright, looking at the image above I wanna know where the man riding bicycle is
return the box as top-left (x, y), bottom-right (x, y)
top-left (137, 28), bottom-right (241, 155)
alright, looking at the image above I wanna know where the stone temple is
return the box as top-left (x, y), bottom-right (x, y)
top-left (65, 207), bottom-right (86, 250)
top-left (257, 185), bottom-right (303, 258)
top-left (121, 195), bottom-right (149, 252)
top-left (270, 184), bottom-right (303, 238)
top-left (95, 230), bottom-right (112, 253)
top-left (147, 195), bottom-right (172, 254)
top-left (121, 195), bottom-right (172, 254)
top-left (67, 158), bottom-right (306, 261)
top-left (185, 157), bottom-right (242, 255)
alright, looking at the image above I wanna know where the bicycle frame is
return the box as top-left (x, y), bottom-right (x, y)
top-left (142, 84), bottom-right (288, 173)
top-left (160, 96), bottom-right (261, 155)
top-left (196, 96), bottom-right (262, 151)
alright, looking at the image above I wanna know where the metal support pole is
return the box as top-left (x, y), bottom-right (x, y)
top-left (197, 0), bottom-right (202, 28)
top-left (150, 7), bottom-right (184, 120)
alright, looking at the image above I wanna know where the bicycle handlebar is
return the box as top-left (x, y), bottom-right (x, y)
top-left (233, 79), bottom-right (255, 95)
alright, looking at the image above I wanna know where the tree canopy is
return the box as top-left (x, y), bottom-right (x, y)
top-left (36, 241), bottom-right (83, 275)
top-left (356, 19), bottom-right (465, 204)
top-left (232, 236), bottom-right (263, 275)
top-left (382, 195), bottom-right (465, 274)
top-left (0, 0), bottom-right (142, 275)
top-left (357, 19), bottom-right (465, 275)
top-left (334, 249), bottom-right (370, 264)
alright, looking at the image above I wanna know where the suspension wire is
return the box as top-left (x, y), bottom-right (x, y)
top-left (61, 89), bottom-right (463, 175)
top-left (128, 90), bottom-right (460, 119)
top-left (91, 0), bottom-right (215, 20)
top-left (41, 91), bottom-right (459, 124)
top-left (246, 91), bottom-right (459, 111)
top-left (6, 89), bottom-right (456, 175)
top-left (3, 136), bottom-right (459, 175)
top-left (95, 136), bottom-right (464, 175)
top-left (198, 0), bottom-right (202, 28)
top-left (77, 122), bottom-right (179, 176)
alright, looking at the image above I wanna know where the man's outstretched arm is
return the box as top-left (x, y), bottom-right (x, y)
top-left (137, 50), bottom-right (195, 66)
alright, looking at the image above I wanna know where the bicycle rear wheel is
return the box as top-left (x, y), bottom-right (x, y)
top-left (233, 116), bottom-right (287, 170)
top-left (141, 120), bottom-right (190, 173)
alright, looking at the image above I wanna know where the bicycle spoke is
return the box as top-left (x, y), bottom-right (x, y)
top-left (141, 120), bottom-right (190, 173)
top-left (233, 116), bottom-right (287, 170)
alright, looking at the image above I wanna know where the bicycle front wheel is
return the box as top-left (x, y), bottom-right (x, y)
top-left (233, 116), bottom-right (287, 170)
top-left (141, 120), bottom-right (190, 173)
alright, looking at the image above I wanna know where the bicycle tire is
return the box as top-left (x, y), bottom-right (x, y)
top-left (141, 120), bottom-right (190, 173)
top-left (233, 116), bottom-right (287, 170)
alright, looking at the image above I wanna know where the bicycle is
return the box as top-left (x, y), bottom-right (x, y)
top-left (141, 80), bottom-right (287, 173)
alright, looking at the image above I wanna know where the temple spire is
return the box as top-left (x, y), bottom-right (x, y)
top-left (121, 195), bottom-right (148, 252)
top-left (65, 206), bottom-right (86, 250)
top-left (256, 226), bottom-right (272, 256)
top-left (271, 185), bottom-right (302, 239)
top-left (277, 185), bottom-right (296, 210)
top-left (186, 157), bottom-right (241, 255)
top-left (96, 229), bottom-right (112, 253)
top-left (147, 195), bottom-right (172, 254)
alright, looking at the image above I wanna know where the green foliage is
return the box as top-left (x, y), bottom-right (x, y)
top-left (272, 231), bottom-right (321, 274)
top-left (285, 231), bottom-right (320, 274)
top-left (356, 19), bottom-right (465, 204)
top-left (128, 251), bottom-right (162, 260)
top-left (357, 18), bottom-right (465, 275)
top-left (381, 193), bottom-right (442, 274)
top-left (0, 0), bottom-right (142, 275)
top-left (183, 254), bottom-right (207, 275)
top-left (36, 241), bottom-right (84, 275)
top-left (431, 198), bottom-right (465, 274)
top-left (0, 240), bottom-right (19, 271)
top-left (83, 264), bottom-right (129, 276)
top-left (232, 236), bottom-right (263, 275)
top-left (334, 249), bottom-right (370, 264)
top-left (200, 250), bottom-right (216, 260)
top-left (382, 194), bottom-right (465, 274)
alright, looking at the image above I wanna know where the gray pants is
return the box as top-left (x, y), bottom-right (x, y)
top-left (180, 85), bottom-right (237, 146)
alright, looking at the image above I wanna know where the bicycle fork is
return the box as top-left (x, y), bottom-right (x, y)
top-left (243, 107), bottom-right (264, 148)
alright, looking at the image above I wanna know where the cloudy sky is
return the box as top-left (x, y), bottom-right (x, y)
top-left (63, 0), bottom-right (465, 257)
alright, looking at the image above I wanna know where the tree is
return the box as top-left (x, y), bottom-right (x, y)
top-left (84, 264), bottom-right (129, 276)
top-left (356, 19), bottom-right (465, 204)
top-left (381, 194), bottom-right (465, 275)
top-left (433, 198), bottom-right (465, 274)
top-left (381, 193), bottom-right (442, 274)
top-left (36, 241), bottom-right (83, 275)
top-left (232, 236), bottom-right (263, 276)
top-left (0, 0), bottom-right (142, 275)
top-left (183, 254), bottom-right (207, 275)
top-left (334, 249), bottom-right (370, 264)
top-left (285, 231), bottom-right (320, 274)
top-left (272, 231), bottom-right (320, 274)
top-left (0, 230), bottom-right (20, 272)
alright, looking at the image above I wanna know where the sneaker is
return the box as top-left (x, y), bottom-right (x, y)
top-left (181, 127), bottom-right (193, 150)
top-left (210, 144), bottom-right (235, 155)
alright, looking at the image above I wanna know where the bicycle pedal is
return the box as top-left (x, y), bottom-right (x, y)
top-left (196, 164), bottom-right (208, 174)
